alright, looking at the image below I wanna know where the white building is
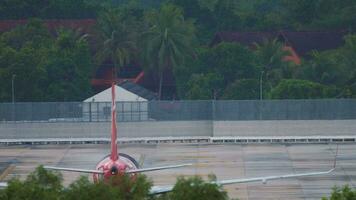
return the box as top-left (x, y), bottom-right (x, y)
top-left (83, 81), bottom-right (156, 121)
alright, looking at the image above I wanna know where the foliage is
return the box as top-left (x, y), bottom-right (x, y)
top-left (295, 34), bottom-right (356, 98)
top-left (168, 176), bottom-right (228, 200)
top-left (255, 38), bottom-right (295, 87)
top-left (184, 73), bottom-right (223, 100)
top-left (45, 28), bottom-right (93, 101)
top-left (171, 0), bottom-right (240, 44)
top-left (0, 19), bottom-right (93, 102)
top-left (222, 79), bottom-right (259, 100)
top-left (281, 0), bottom-right (356, 31)
top-left (255, 39), bottom-right (291, 71)
top-left (1, 1), bottom-right (356, 101)
top-left (269, 79), bottom-right (338, 99)
top-left (96, 7), bottom-right (140, 75)
top-left (176, 42), bottom-right (259, 100)
top-left (0, 19), bottom-right (50, 101)
top-left (322, 185), bottom-right (356, 200)
top-left (1, 0), bottom-right (355, 33)
top-left (0, 0), bottom-right (98, 19)
top-left (63, 174), bottom-right (152, 200)
top-left (300, 51), bottom-right (348, 87)
top-left (142, 3), bottom-right (196, 99)
top-left (0, 166), bottom-right (230, 200)
top-left (0, 166), bottom-right (63, 200)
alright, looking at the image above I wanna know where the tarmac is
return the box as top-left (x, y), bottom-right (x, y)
top-left (0, 143), bottom-right (355, 200)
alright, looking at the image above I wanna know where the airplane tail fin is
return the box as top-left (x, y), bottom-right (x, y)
top-left (110, 82), bottom-right (118, 161)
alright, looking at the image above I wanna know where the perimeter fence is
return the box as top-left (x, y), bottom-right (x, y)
top-left (0, 99), bottom-right (355, 123)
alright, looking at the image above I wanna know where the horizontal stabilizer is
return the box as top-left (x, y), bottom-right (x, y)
top-left (127, 163), bottom-right (192, 173)
top-left (44, 166), bottom-right (104, 174)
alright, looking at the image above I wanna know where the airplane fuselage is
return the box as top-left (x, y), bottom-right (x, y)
top-left (94, 154), bottom-right (139, 182)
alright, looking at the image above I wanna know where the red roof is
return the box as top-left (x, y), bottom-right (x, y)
top-left (0, 19), bottom-right (97, 33)
top-left (212, 31), bottom-right (347, 57)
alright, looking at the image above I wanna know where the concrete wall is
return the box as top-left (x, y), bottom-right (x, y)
top-left (1, 120), bottom-right (356, 139)
top-left (213, 120), bottom-right (356, 137)
top-left (0, 121), bottom-right (213, 139)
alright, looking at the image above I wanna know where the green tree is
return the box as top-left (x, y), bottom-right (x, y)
top-left (96, 7), bottom-right (139, 79)
top-left (185, 73), bottom-right (223, 100)
top-left (301, 50), bottom-right (348, 87)
top-left (63, 174), bottom-right (152, 200)
top-left (0, 19), bottom-right (50, 102)
top-left (0, 166), bottom-right (153, 200)
top-left (295, 34), bottom-right (356, 98)
top-left (206, 42), bottom-right (259, 85)
top-left (44, 28), bottom-right (93, 101)
top-left (176, 42), bottom-right (259, 99)
top-left (322, 185), bottom-right (356, 200)
top-left (270, 79), bottom-right (338, 99)
top-left (142, 3), bottom-right (196, 99)
top-left (281, 0), bottom-right (320, 27)
top-left (0, 165), bottom-right (232, 200)
top-left (222, 79), bottom-right (259, 100)
top-left (339, 34), bottom-right (356, 98)
top-left (0, 19), bottom-right (94, 102)
top-left (254, 38), bottom-right (294, 88)
top-left (168, 176), bottom-right (228, 200)
top-left (0, 166), bottom-right (63, 200)
top-left (0, 0), bottom-right (97, 19)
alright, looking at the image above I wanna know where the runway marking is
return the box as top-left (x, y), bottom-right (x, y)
top-left (0, 164), bottom-right (15, 181)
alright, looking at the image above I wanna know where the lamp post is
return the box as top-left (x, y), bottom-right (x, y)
top-left (259, 71), bottom-right (264, 120)
top-left (259, 71), bottom-right (264, 100)
top-left (12, 74), bottom-right (16, 104)
top-left (11, 74), bottom-right (16, 122)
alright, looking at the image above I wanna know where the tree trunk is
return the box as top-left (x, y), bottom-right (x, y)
top-left (158, 70), bottom-right (163, 100)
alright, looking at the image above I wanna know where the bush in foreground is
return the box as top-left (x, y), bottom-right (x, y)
top-left (0, 166), bottom-right (229, 200)
top-left (322, 185), bottom-right (356, 200)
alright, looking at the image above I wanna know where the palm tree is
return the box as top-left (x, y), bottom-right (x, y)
top-left (96, 8), bottom-right (138, 80)
top-left (254, 38), bottom-right (291, 71)
top-left (254, 38), bottom-right (293, 88)
top-left (55, 28), bottom-right (88, 50)
top-left (142, 4), bottom-right (196, 99)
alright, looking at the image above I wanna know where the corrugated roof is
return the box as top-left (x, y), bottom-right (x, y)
top-left (119, 81), bottom-right (157, 101)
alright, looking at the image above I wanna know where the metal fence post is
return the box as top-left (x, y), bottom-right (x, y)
top-left (89, 102), bottom-right (92, 122)
top-left (212, 99), bottom-right (215, 121)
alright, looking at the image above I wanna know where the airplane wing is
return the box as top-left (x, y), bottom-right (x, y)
top-left (44, 166), bottom-right (104, 174)
top-left (1, 168), bottom-right (334, 193)
top-left (150, 185), bottom-right (174, 194)
top-left (213, 168), bottom-right (334, 185)
top-left (149, 168), bottom-right (335, 195)
top-left (126, 164), bottom-right (192, 173)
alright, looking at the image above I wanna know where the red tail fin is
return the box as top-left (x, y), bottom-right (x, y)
top-left (110, 82), bottom-right (118, 161)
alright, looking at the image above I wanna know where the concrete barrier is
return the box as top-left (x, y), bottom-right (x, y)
top-left (1, 120), bottom-right (356, 139)
top-left (213, 120), bottom-right (356, 137)
top-left (0, 121), bottom-right (213, 139)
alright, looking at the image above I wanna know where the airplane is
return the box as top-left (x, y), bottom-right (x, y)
top-left (0, 82), bottom-right (336, 195)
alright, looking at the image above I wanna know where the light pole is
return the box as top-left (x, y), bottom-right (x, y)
top-left (259, 71), bottom-right (264, 100)
top-left (259, 71), bottom-right (264, 120)
top-left (12, 74), bottom-right (16, 104)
